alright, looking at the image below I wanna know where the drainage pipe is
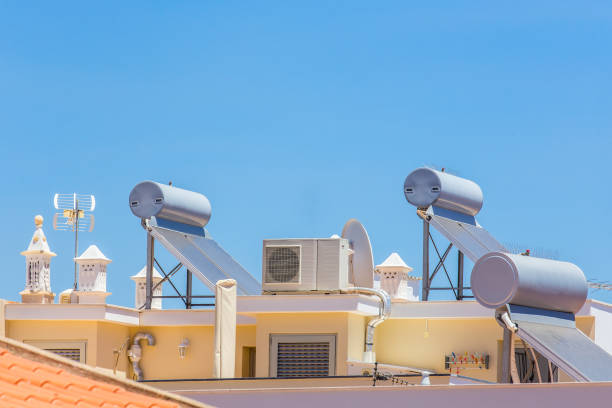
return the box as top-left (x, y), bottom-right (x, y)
top-left (343, 287), bottom-right (391, 363)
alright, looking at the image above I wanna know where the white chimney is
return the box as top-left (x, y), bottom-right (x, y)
top-left (72, 245), bottom-right (112, 304)
top-left (375, 252), bottom-right (420, 301)
top-left (20, 215), bottom-right (56, 304)
top-left (131, 266), bottom-right (163, 309)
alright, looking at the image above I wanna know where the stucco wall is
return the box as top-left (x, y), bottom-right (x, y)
top-left (255, 312), bottom-right (357, 377)
top-left (375, 318), bottom-right (502, 382)
top-left (235, 325), bottom-right (256, 376)
top-left (96, 322), bottom-right (131, 377)
top-left (7, 320), bottom-right (99, 365)
top-left (130, 326), bottom-right (215, 380)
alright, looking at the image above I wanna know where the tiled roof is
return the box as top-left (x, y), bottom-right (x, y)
top-left (0, 338), bottom-right (209, 408)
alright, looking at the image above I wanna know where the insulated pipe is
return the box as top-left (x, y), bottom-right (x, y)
top-left (127, 333), bottom-right (155, 381)
top-left (343, 287), bottom-right (391, 363)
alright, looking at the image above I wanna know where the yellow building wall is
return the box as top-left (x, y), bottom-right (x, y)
top-left (255, 312), bottom-right (366, 377)
top-left (375, 318), bottom-right (503, 382)
top-left (7, 320), bottom-right (101, 367)
top-left (235, 325), bottom-right (256, 376)
top-left (96, 322), bottom-right (131, 377)
top-left (375, 316), bottom-right (596, 383)
top-left (576, 316), bottom-right (594, 338)
top-left (129, 326), bottom-right (215, 380)
top-left (6, 318), bottom-right (254, 381)
top-left (347, 313), bottom-right (367, 362)
top-left (3, 312), bottom-right (597, 383)
top-left (125, 325), bottom-right (255, 381)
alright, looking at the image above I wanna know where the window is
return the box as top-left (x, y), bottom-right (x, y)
top-left (24, 340), bottom-right (87, 364)
top-left (269, 334), bottom-right (336, 377)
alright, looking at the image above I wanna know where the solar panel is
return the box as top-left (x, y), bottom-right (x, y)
top-left (508, 305), bottom-right (612, 382)
top-left (149, 221), bottom-right (260, 296)
top-left (427, 210), bottom-right (506, 262)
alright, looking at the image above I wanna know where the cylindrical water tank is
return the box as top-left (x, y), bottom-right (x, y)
top-left (471, 252), bottom-right (588, 313)
top-left (403, 168), bottom-right (484, 216)
top-left (129, 181), bottom-right (212, 228)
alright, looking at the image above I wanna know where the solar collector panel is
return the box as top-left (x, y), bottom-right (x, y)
top-left (426, 212), bottom-right (506, 262)
top-left (508, 305), bottom-right (612, 382)
top-left (148, 223), bottom-right (260, 295)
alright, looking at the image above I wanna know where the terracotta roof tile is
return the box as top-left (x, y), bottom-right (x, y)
top-left (34, 365), bottom-right (64, 375)
top-left (0, 345), bottom-right (186, 408)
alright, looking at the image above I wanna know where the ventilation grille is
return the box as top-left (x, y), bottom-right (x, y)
top-left (45, 348), bottom-right (81, 362)
top-left (264, 246), bottom-right (300, 283)
top-left (276, 342), bottom-right (330, 377)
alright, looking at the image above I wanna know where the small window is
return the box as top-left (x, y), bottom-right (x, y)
top-left (24, 340), bottom-right (87, 364)
top-left (269, 334), bottom-right (336, 377)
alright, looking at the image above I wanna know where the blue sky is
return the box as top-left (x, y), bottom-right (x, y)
top-left (1, 2), bottom-right (611, 307)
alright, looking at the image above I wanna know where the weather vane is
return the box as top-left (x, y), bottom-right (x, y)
top-left (53, 193), bottom-right (95, 290)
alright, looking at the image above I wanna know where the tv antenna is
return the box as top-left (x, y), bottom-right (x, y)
top-left (53, 193), bottom-right (95, 290)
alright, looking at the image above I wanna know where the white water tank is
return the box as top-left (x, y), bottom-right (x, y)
top-left (404, 168), bottom-right (483, 216)
top-left (471, 252), bottom-right (588, 313)
top-left (129, 181), bottom-right (212, 227)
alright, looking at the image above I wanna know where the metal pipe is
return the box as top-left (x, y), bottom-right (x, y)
top-left (127, 333), bottom-right (155, 381)
top-left (74, 197), bottom-right (79, 290)
top-left (343, 287), bottom-right (391, 363)
top-left (145, 233), bottom-right (154, 310)
top-left (457, 251), bottom-right (464, 300)
top-left (422, 220), bottom-right (429, 301)
top-left (186, 269), bottom-right (193, 309)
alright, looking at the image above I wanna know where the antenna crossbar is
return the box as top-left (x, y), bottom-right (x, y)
top-left (52, 192), bottom-right (96, 290)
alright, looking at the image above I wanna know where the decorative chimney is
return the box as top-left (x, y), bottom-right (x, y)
top-left (375, 252), bottom-right (420, 301)
top-left (72, 245), bottom-right (111, 304)
top-left (20, 215), bottom-right (56, 304)
top-left (131, 267), bottom-right (163, 310)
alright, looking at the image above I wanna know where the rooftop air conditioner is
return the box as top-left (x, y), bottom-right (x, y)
top-left (262, 238), bottom-right (351, 293)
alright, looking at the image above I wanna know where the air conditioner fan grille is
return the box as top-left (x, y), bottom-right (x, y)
top-left (265, 247), bottom-right (300, 283)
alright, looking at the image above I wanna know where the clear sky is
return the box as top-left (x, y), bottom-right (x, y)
top-left (1, 2), bottom-right (611, 308)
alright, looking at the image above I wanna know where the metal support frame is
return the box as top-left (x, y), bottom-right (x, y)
top-left (186, 269), bottom-right (193, 309)
top-left (143, 233), bottom-right (214, 310)
top-left (422, 221), bottom-right (429, 300)
top-left (501, 327), bottom-right (512, 383)
top-left (145, 233), bottom-right (154, 310)
top-left (421, 218), bottom-right (470, 301)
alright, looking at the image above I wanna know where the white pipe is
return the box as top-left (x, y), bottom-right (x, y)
top-left (501, 312), bottom-right (518, 333)
top-left (343, 287), bottom-right (391, 363)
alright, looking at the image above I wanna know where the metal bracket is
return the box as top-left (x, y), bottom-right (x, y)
top-left (420, 215), bottom-right (470, 301)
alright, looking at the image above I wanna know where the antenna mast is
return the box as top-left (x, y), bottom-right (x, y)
top-left (53, 193), bottom-right (95, 290)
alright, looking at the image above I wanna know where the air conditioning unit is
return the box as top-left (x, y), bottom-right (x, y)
top-left (262, 238), bottom-right (351, 292)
